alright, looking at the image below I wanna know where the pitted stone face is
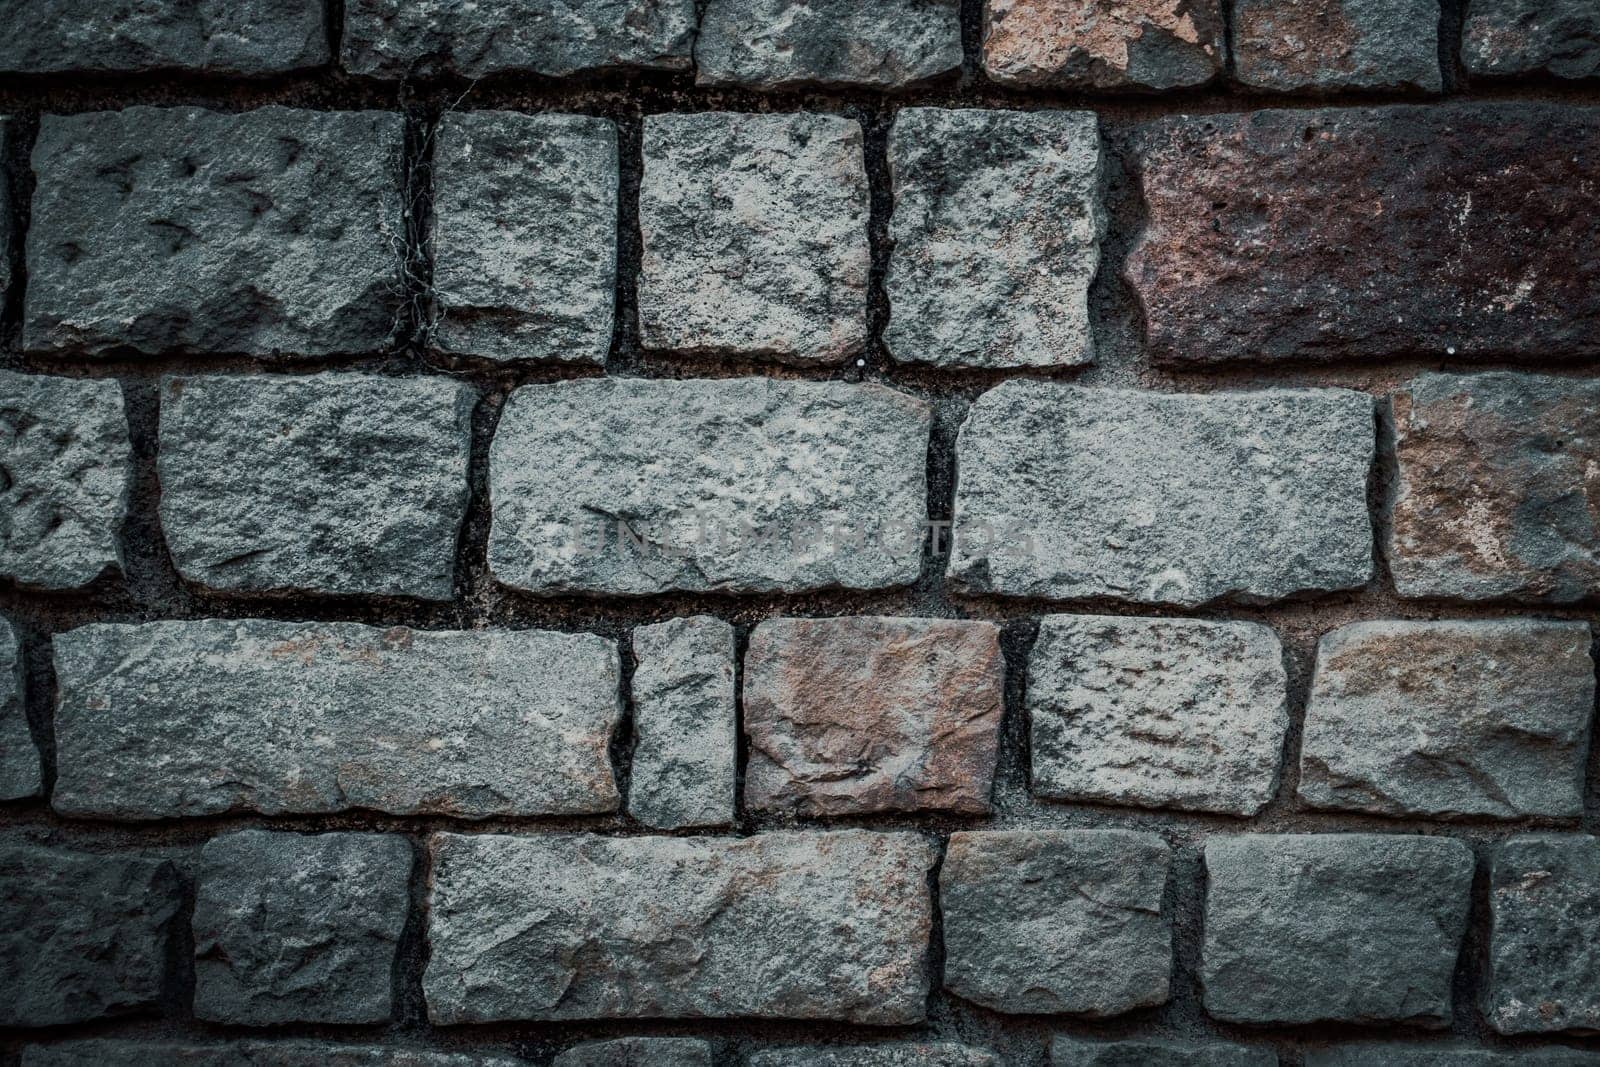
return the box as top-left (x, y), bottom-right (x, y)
top-left (1487, 834), bottom-right (1600, 1034)
top-left (1464, 0), bottom-right (1600, 79)
top-left (981, 0), bottom-right (1225, 89)
top-left (697, 0), bottom-right (961, 89)
top-left (1233, 0), bottom-right (1442, 93)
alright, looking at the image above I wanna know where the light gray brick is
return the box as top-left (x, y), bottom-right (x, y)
top-left (629, 616), bottom-right (737, 830)
top-left (696, 0), bottom-right (960, 89)
top-left (1487, 834), bottom-right (1600, 1034)
top-left (555, 1038), bottom-right (713, 1067)
top-left (22, 1041), bottom-right (523, 1066)
top-left (1051, 1038), bottom-right (1277, 1066)
top-left (983, 0), bottom-right (1225, 89)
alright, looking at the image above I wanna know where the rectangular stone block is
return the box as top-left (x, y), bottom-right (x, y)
top-left (0, 843), bottom-right (178, 1026)
top-left (744, 616), bottom-right (1004, 816)
top-left (424, 830), bottom-right (935, 1024)
top-left (488, 378), bottom-right (929, 595)
top-left (26, 106), bottom-right (404, 357)
top-left (1127, 104), bottom-right (1600, 364)
top-left (430, 111), bottom-right (617, 364)
top-left (697, 0), bottom-right (961, 88)
top-left (948, 382), bottom-right (1374, 606)
top-left (1390, 371), bottom-right (1600, 603)
top-left (1487, 834), bottom-right (1600, 1034)
top-left (0, 371), bottom-right (129, 589)
top-left (638, 112), bottom-right (869, 363)
top-left (1051, 1039), bottom-right (1276, 1066)
top-left (629, 616), bottom-right (737, 830)
top-left (53, 620), bottom-right (621, 820)
top-left (1307, 1045), bottom-right (1600, 1066)
top-left (1464, 0), bottom-right (1600, 79)
top-left (0, 0), bottom-right (328, 75)
top-left (23, 1042), bottom-right (522, 1067)
top-left (887, 108), bottom-right (1104, 369)
top-left (1202, 834), bottom-right (1474, 1027)
top-left (1300, 620), bottom-right (1594, 820)
top-left (193, 830), bottom-right (412, 1025)
top-left (942, 830), bottom-right (1172, 1016)
top-left (1233, 0), bottom-right (1441, 92)
top-left (342, 0), bottom-right (695, 78)
top-left (1029, 615), bottom-right (1288, 816)
top-left (750, 1046), bottom-right (996, 1067)
top-left (0, 618), bottom-right (40, 800)
top-left (982, 0), bottom-right (1224, 89)
top-left (556, 1039), bottom-right (713, 1067)
top-left (159, 373), bottom-right (473, 600)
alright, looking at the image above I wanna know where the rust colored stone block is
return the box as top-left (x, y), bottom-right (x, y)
top-left (982, 0), bottom-right (1224, 90)
top-left (1233, 0), bottom-right (1441, 93)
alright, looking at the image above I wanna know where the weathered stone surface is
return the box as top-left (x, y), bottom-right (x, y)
top-left (0, 119), bottom-right (11, 305)
top-left (424, 830), bottom-right (935, 1024)
top-left (1389, 372), bottom-right (1600, 603)
top-left (27, 106), bottom-right (403, 357)
top-left (1051, 1038), bottom-right (1276, 1066)
top-left (23, 1042), bottom-right (523, 1066)
top-left (1464, 0), bottom-right (1600, 79)
top-left (1029, 615), bottom-right (1288, 816)
top-left (555, 1038), bottom-right (713, 1067)
top-left (630, 616), bottom-right (736, 830)
top-left (744, 616), bottom-right (1004, 816)
top-left (697, 0), bottom-right (961, 89)
top-left (430, 111), bottom-right (617, 364)
top-left (0, 0), bottom-right (328, 75)
top-left (53, 620), bottom-right (621, 820)
top-left (942, 830), bottom-right (1172, 1016)
top-left (1487, 834), bottom-right (1600, 1034)
top-left (638, 113), bottom-right (869, 364)
top-left (982, 0), bottom-right (1225, 89)
top-left (886, 108), bottom-right (1104, 369)
top-left (158, 373), bottom-right (473, 600)
top-left (0, 372), bottom-right (129, 589)
top-left (0, 619), bottom-right (39, 800)
top-left (0, 843), bottom-right (178, 1026)
top-left (342, 0), bottom-right (695, 78)
top-left (1202, 834), bottom-right (1474, 1026)
top-left (1307, 1047), bottom-right (1600, 1066)
top-left (193, 830), bottom-right (412, 1025)
top-left (489, 378), bottom-right (929, 595)
top-left (1233, 0), bottom-right (1442, 92)
top-left (1127, 105), bottom-right (1600, 364)
top-left (948, 383), bottom-right (1374, 606)
top-left (750, 1045), bottom-right (997, 1067)
top-left (1299, 620), bottom-right (1594, 820)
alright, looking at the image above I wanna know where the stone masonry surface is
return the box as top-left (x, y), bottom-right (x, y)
top-left (981, 0), bottom-right (1226, 89)
top-left (1232, 0), bottom-right (1443, 93)
top-left (628, 615), bottom-right (737, 829)
top-left (1486, 834), bottom-right (1600, 1034)
top-left (1463, 0), bottom-right (1600, 79)
top-left (0, 617), bottom-right (39, 800)
top-left (1050, 1038), bottom-right (1277, 1065)
top-left (21, 1042), bottom-right (524, 1066)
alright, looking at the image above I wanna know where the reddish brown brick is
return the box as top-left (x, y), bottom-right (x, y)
top-left (982, 0), bottom-right (1224, 90)
top-left (1233, 0), bottom-right (1441, 93)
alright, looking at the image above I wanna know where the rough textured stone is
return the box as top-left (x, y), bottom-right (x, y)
top-left (982, 0), bottom-right (1225, 89)
top-left (555, 1038), bottom-right (713, 1067)
top-left (1487, 834), bottom-right (1600, 1034)
top-left (193, 830), bottom-right (412, 1025)
top-left (1464, 0), bottom-right (1600, 79)
top-left (425, 830), bottom-right (935, 1024)
top-left (1233, 0), bottom-right (1442, 92)
top-left (430, 111), bottom-right (617, 364)
top-left (0, 619), bottom-right (39, 800)
top-left (638, 112), bottom-right (869, 364)
top-left (0, 844), bottom-right (178, 1026)
top-left (942, 830), bottom-right (1172, 1016)
top-left (629, 616), bottom-right (736, 830)
top-left (1029, 615), bottom-right (1288, 816)
top-left (27, 106), bottom-right (403, 357)
top-left (886, 108), bottom-right (1104, 369)
top-left (53, 620), bottom-right (621, 820)
top-left (489, 378), bottom-right (929, 595)
top-left (696, 0), bottom-right (961, 89)
top-left (750, 1046), bottom-right (997, 1067)
top-left (0, 0), bottom-right (328, 75)
top-left (948, 383), bottom-right (1374, 606)
top-left (1051, 1038), bottom-right (1277, 1066)
top-left (23, 1042), bottom-right (522, 1066)
top-left (1390, 372), bottom-right (1600, 603)
top-left (1202, 834), bottom-right (1474, 1027)
top-left (342, 0), bottom-right (695, 78)
top-left (158, 373), bottom-right (473, 600)
top-left (1127, 104), bottom-right (1600, 364)
top-left (1299, 620), bottom-right (1594, 820)
top-left (1307, 1048), bottom-right (1600, 1066)
top-left (0, 119), bottom-right (11, 305)
top-left (744, 616), bottom-right (1004, 816)
top-left (0, 372), bottom-right (128, 589)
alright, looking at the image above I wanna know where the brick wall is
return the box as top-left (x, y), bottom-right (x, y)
top-left (2, 1), bottom-right (1600, 1064)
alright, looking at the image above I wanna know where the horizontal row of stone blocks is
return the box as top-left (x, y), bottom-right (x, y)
top-left (4, 613), bottom-right (1593, 826)
top-left (4, 0), bottom-right (1594, 88)
top-left (5, 830), bottom-right (1598, 1035)
top-left (9, 102), bottom-right (1600, 367)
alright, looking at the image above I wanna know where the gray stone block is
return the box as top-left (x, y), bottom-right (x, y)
top-left (158, 373), bottom-right (473, 600)
top-left (982, 0), bottom-right (1225, 89)
top-left (638, 112), bottom-right (869, 364)
top-left (750, 1045), bottom-right (997, 1067)
top-left (0, 618), bottom-right (39, 801)
top-left (942, 829), bottom-right (1172, 1016)
top-left (1233, 0), bottom-right (1442, 92)
top-left (1464, 0), bottom-right (1600, 79)
top-left (27, 106), bottom-right (404, 357)
top-left (1487, 834), bottom-right (1600, 1034)
top-left (488, 378), bottom-right (929, 595)
top-left (22, 1041), bottom-right (523, 1066)
top-left (53, 620), bottom-right (622, 820)
top-left (696, 0), bottom-right (961, 89)
top-left (424, 830), bottom-right (935, 1024)
top-left (887, 108), bottom-right (1104, 369)
top-left (1051, 1038), bottom-right (1277, 1066)
top-left (555, 1038), bottom-right (713, 1067)
top-left (629, 616), bottom-right (737, 830)
top-left (430, 111), bottom-right (617, 364)
top-left (0, 118), bottom-right (11, 305)
top-left (1202, 834), bottom-right (1474, 1026)
top-left (1306, 1047), bottom-right (1600, 1065)
top-left (948, 383), bottom-right (1374, 606)
top-left (1029, 615), bottom-right (1288, 816)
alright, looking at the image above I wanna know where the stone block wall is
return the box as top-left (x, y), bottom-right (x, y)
top-left (3, 1), bottom-right (1600, 1064)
